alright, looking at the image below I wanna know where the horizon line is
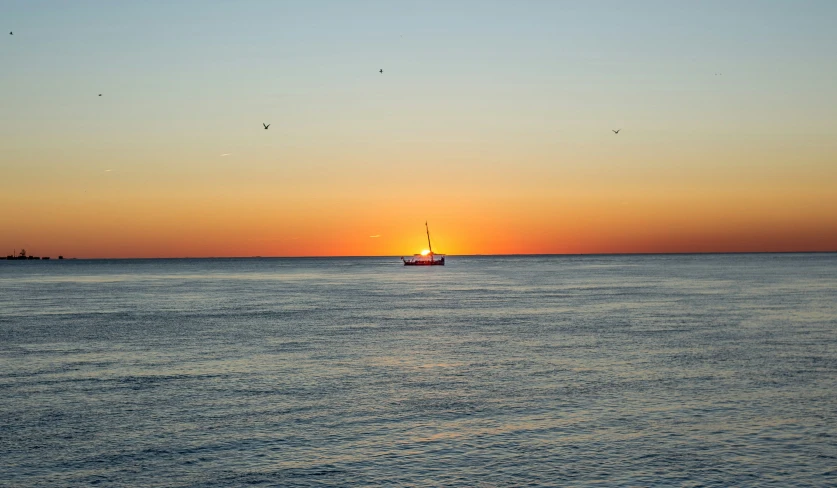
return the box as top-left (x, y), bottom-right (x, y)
top-left (6, 250), bottom-right (836, 260)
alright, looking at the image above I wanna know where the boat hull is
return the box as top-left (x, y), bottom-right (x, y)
top-left (403, 260), bottom-right (445, 266)
top-left (402, 255), bottom-right (445, 266)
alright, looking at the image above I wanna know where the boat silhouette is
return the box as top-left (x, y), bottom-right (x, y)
top-left (401, 222), bottom-right (445, 266)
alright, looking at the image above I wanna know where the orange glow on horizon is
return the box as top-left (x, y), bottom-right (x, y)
top-left (2, 126), bottom-right (836, 258)
top-left (2, 184), bottom-right (836, 258)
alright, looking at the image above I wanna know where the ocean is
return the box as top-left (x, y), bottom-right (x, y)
top-left (1, 254), bottom-right (836, 487)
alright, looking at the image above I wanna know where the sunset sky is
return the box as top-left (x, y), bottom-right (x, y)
top-left (2, 1), bottom-right (836, 258)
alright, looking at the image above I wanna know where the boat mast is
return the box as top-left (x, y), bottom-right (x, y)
top-left (425, 221), bottom-right (433, 256)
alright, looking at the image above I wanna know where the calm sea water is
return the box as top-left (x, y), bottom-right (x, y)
top-left (1, 254), bottom-right (836, 487)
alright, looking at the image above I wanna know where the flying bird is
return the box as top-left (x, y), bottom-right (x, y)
top-left (612, 129), bottom-right (620, 134)
top-left (379, 69), bottom-right (383, 74)
top-left (9, 32), bottom-right (12, 35)
top-left (98, 94), bottom-right (102, 96)
top-left (263, 123), bottom-right (270, 130)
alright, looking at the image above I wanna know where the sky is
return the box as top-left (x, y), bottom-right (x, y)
top-left (2, 0), bottom-right (836, 258)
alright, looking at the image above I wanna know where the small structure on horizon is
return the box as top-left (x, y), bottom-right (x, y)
top-left (5, 248), bottom-right (43, 260)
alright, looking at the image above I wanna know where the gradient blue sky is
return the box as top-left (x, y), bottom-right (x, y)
top-left (2, 1), bottom-right (837, 256)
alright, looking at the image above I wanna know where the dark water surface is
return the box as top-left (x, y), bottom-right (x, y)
top-left (2, 254), bottom-right (836, 487)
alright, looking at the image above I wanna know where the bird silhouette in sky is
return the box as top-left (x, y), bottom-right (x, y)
top-left (613, 129), bottom-right (621, 134)
top-left (379, 69), bottom-right (383, 74)
top-left (98, 94), bottom-right (102, 96)
top-left (9, 32), bottom-right (12, 35)
top-left (263, 123), bottom-right (270, 130)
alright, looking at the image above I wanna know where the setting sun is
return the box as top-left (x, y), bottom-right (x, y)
top-left (420, 250), bottom-right (431, 256)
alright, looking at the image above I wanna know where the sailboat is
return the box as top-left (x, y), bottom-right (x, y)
top-left (401, 222), bottom-right (445, 266)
